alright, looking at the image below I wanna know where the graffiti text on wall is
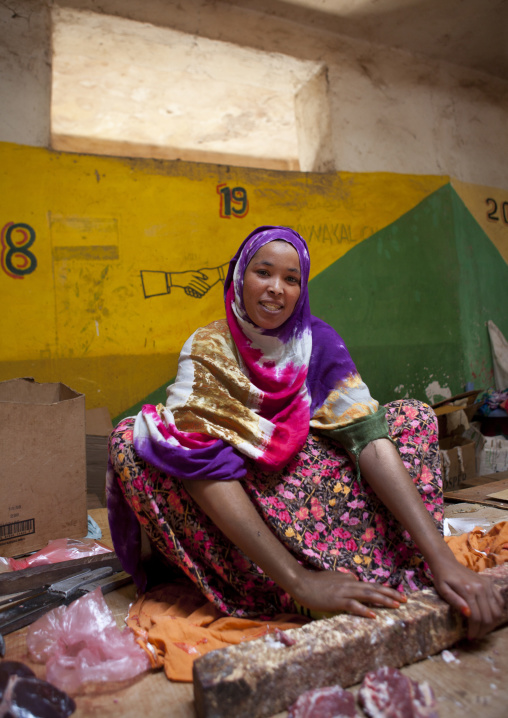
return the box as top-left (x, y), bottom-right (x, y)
top-left (1, 222), bottom-right (37, 278)
top-left (486, 197), bottom-right (508, 225)
top-left (217, 184), bottom-right (249, 219)
top-left (292, 223), bottom-right (378, 244)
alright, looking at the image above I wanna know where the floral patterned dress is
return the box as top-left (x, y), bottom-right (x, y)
top-left (108, 399), bottom-right (443, 618)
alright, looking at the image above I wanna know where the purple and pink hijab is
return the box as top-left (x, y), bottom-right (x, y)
top-left (133, 226), bottom-right (379, 481)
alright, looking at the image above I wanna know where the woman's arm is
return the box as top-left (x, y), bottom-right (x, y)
top-left (182, 477), bottom-right (404, 618)
top-left (358, 439), bottom-right (504, 638)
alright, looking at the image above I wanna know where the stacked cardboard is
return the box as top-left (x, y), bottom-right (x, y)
top-left (86, 407), bottom-right (114, 506)
top-left (478, 435), bottom-right (508, 474)
top-left (432, 391), bottom-right (479, 492)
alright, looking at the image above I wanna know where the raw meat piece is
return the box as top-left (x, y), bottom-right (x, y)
top-left (359, 667), bottom-right (438, 718)
top-left (287, 685), bottom-right (357, 717)
top-left (0, 660), bottom-right (36, 698)
top-left (0, 660), bottom-right (75, 717)
top-left (10, 676), bottom-right (76, 717)
top-left (27, 587), bottom-right (151, 695)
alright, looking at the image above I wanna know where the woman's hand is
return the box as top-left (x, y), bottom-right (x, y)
top-left (291, 567), bottom-right (406, 619)
top-left (182, 477), bottom-right (407, 620)
top-left (358, 439), bottom-right (505, 639)
top-left (428, 553), bottom-right (504, 639)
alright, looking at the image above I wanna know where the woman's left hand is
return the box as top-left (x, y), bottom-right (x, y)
top-left (430, 554), bottom-right (505, 639)
top-left (357, 440), bottom-right (505, 640)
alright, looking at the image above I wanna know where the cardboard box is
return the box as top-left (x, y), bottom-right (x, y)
top-left (439, 436), bottom-right (477, 492)
top-left (432, 390), bottom-right (480, 439)
top-left (434, 406), bottom-right (470, 439)
top-left (0, 378), bottom-right (88, 558)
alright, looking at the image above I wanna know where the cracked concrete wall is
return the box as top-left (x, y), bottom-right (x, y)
top-left (0, 0), bottom-right (51, 146)
top-left (1, 0), bottom-right (507, 188)
top-left (327, 45), bottom-right (508, 189)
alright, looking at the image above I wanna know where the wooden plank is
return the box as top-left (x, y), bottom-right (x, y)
top-left (431, 389), bottom-right (480, 409)
top-left (0, 553), bottom-right (123, 596)
top-left (487, 488), bottom-right (508, 501)
top-left (459, 469), bottom-right (508, 488)
top-left (192, 564), bottom-right (508, 718)
top-left (481, 469), bottom-right (508, 482)
top-left (444, 477), bottom-right (508, 508)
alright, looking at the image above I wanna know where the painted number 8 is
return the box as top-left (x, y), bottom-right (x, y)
top-left (1, 222), bottom-right (37, 278)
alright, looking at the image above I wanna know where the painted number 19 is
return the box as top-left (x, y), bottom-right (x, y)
top-left (217, 184), bottom-right (249, 218)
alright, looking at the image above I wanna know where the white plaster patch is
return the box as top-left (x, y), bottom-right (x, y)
top-left (425, 381), bottom-right (451, 404)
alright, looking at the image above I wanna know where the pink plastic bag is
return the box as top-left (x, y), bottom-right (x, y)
top-left (27, 587), bottom-right (152, 695)
top-left (5, 538), bottom-right (112, 571)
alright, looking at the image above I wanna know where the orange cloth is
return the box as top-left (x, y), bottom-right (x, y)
top-left (128, 522), bottom-right (508, 683)
top-left (126, 580), bottom-right (308, 682)
top-left (445, 520), bottom-right (508, 572)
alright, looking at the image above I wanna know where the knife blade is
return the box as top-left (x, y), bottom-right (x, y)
top-left (0, 566), bottom-right (129, 635)
top-left (0, 553), bottom-right (123, 596)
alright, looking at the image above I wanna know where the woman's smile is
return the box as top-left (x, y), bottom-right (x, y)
top-left (260, 300), bottom-right (283, 311)
top-left (242, 241), bottom-right (301, 329)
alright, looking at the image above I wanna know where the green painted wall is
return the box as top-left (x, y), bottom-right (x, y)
top-left (452, 189), bottom-right (508, 389)
top-left (308, 185), bottom-right (508, 405)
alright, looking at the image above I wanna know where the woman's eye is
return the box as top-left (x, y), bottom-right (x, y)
top-left (287, 276), bottom-right (300, 284)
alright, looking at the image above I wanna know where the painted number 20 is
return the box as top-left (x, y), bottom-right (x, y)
top-left (217, 184), bottom-right (249, 218)
top-left (486, 198), bottom-right (508, 224)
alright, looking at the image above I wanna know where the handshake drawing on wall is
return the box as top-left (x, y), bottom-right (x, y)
top-left (140, 262), bottom-right (230, 299)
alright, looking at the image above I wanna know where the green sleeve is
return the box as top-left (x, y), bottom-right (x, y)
top-left (318, 407), bottom-right (396, 476)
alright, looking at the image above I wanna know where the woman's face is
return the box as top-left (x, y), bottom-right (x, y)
top-left (242, 241), bottom-right (301, 329)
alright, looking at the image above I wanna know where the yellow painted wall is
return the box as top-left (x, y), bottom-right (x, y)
top-left (0, 142), bottom-right (448, 416)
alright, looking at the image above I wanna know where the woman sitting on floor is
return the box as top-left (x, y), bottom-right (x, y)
top-left (107, 225), bottom-right (502, 639)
